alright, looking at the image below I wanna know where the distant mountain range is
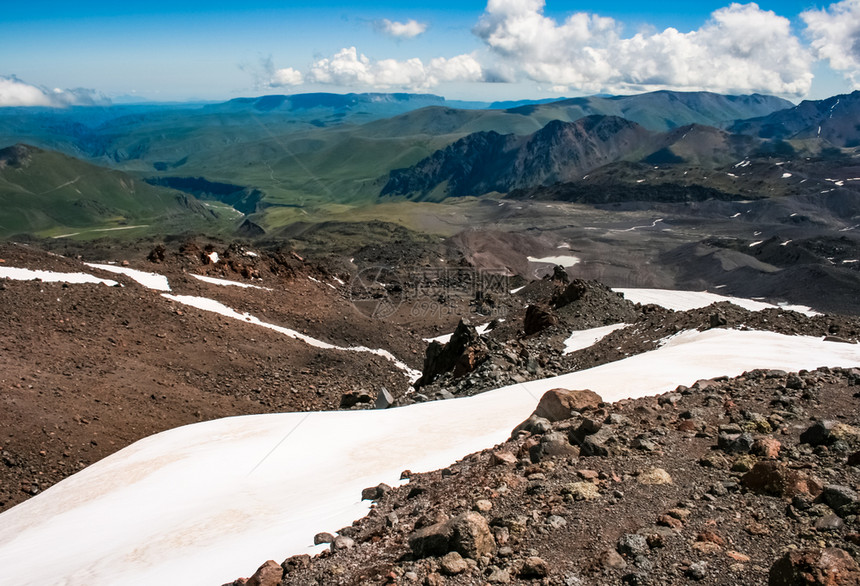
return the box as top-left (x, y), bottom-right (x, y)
top-left (381, 91), bottom-right (860, 201)
top-left (2, 89), bottom-right (860, 235)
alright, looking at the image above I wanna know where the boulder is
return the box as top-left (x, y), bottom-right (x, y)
top-left (375, 386), bottom-right (394, 409)
top-left (524, 304), bottom-right (557, 336)
top-left (534, 388), bottom-right (602, 422)
top-left (245, 560), bottom-right (283, 586)
top-left (741, 461), bottom-right (823, 498)
top-left (769, 548), bottom-right (860, 585)
top-left (417, 319), bottom-right (487, 387)
top-left (409, 512), bottom-right (495, 559)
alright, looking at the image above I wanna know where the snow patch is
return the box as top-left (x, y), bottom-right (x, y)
top-left (424, 322), bottom-right (498, 345)
top-left (190, 274), bottom-right (270, 290)
top-left (207, 252), bottom-right (219, 264)
top-left (162, 294), bottom-right (420, 382)
top-left (563, 323), bottom-right (628, 354)
top-left (527, 255), bottom-right (580, 267)
top-left (749, 240), bottom-right (763, 247)
top-left (0, 267), bottom-right (118, 287)
top-left (781, 173), bottom-right (792, 179)
top-left (509, 285), bottom-right (526, 295)
top-left (85, 264), bottom-right (171, 292)
top-left (616, 288), bottom-right (818, 316)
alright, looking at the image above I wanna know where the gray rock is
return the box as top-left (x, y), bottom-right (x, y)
top-left (375, 386), bottom-right (394, 409)
top-left (822, 484), bottom-right (859, 516)
top-left (617, 533), bottom-right (649, 557)
top-left (718, 432), bottom-right (755, 453)
top-left (814, 514), bottom-right (845, 532)
top-left (313, 532), bottom-right (334, 545)
top-left (687, 561), bottom-right (707, 580)
top-left (330, 535), bottom-right (355, 551)
top-left (800, 421), bottom-right (834, 446)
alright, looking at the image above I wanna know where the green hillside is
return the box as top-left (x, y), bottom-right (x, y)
top-left (0, 144), bottom-right (228, 238)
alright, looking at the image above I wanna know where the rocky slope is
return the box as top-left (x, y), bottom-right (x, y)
top-left (229, 366), bottom-right (860, 586)
top-left (381, 116), bottom-right (656, 200)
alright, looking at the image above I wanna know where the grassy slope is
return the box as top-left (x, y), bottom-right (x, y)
top-left (0, 145), bottom-right (229, 238)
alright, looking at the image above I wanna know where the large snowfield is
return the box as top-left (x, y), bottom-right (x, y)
top-left (1, 328), bottom-right (859, 585)
top-left (1, 267), bottom-right (859, 585)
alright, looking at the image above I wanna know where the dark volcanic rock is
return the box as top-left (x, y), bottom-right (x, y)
top-left (417, 319), bottom-right (487, 387)
top-left (524, 304), bottom-right (558, 336)
top-left (409, 512), bottom-right (495, 559)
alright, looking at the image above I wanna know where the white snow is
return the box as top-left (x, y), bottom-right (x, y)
top-left (734, 160), bottom-right (750, 168)
top-left (1, 329), bottom-right (859, 586)
top-left (424, 322), bottom-right (496, 344)
top-left (843, 260), bottom-right (859, 264)
top-left (781, 173), bottom-right (792, 179)
top-left (527, 255), bottom-right (580, 267)
top-left (509, 285), bottom-right (526, 294)
top-left (244, 251), bottom-right (259, 258)
top-left (615, 288), bottom-right (818, 316)
top-left (333, 276), bottom-right (346, 286)
top-left (781, 240), bottom-right (793, 246)
top-left (563, 323), bottom-right (628, 354)
top-left (749, 240), bottom-right (764, 247)
top-left (190, 274), bottom-right (271, 290)
top-left (162, 294), bottom-right (420, 382)
top-left (207, 252), bottom-right (220, 264)
top-left (730, 213), bottom-right (741, 218)
top-left (0, 267), bottom-right (118, 287)
top-left (85, 263), bottom-right (171, 292)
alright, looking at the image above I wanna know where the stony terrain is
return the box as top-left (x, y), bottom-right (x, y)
top-left (230, 367), bottom-right (860, 586)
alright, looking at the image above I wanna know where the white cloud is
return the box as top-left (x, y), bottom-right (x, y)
top-left (802, 0), bottom-right (860, 88)
top-left (306, 46), bottom-right (483, 90)
top-left (376, 18), bottom-right (428, 39)
top-left (474, 1), bottom-right (813, 96)
top-left (270, 67), bottom-right (303, 87)
top-left (0, 76), bottom-right (108, 107)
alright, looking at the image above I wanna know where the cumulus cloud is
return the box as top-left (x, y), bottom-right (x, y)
top-left (376, 18), bottom-right (428, 39)
top-left (306, 47), bottom-right (483, 90)
top-left (0, 76), bottom-right (109, 107)
top-left (802, 0), bottom-right (860, 88)
top-left (270, 67), bottom-right (304, 87)
top-left (474, 0), bottom-right (813, 96)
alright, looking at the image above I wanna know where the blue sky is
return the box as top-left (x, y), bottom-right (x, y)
top-left (1, 0), bottom-right (858, 105)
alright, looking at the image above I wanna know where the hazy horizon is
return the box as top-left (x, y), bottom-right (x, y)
top-left (2, 0), bottom-right (859, 107)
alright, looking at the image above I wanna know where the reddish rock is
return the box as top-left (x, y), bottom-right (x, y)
top-left (281, 554), bottom-right (311, 575)
top-left (245, 560), bottom-right (283, 586)
top-left (741, 461), bottom-right (823, 498)
top-left (697, 531), bottom-right (726, 546)
top-left (490, 451), bottom-right (517, 466)
top-left (769, 547), bottom-right (860, 585)
top-left (752, 438), bottom-right (782, 459)
top-left (534, 388), bottom-right (603, 422)
top-left (658, 514), bottom-right (683, 529)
